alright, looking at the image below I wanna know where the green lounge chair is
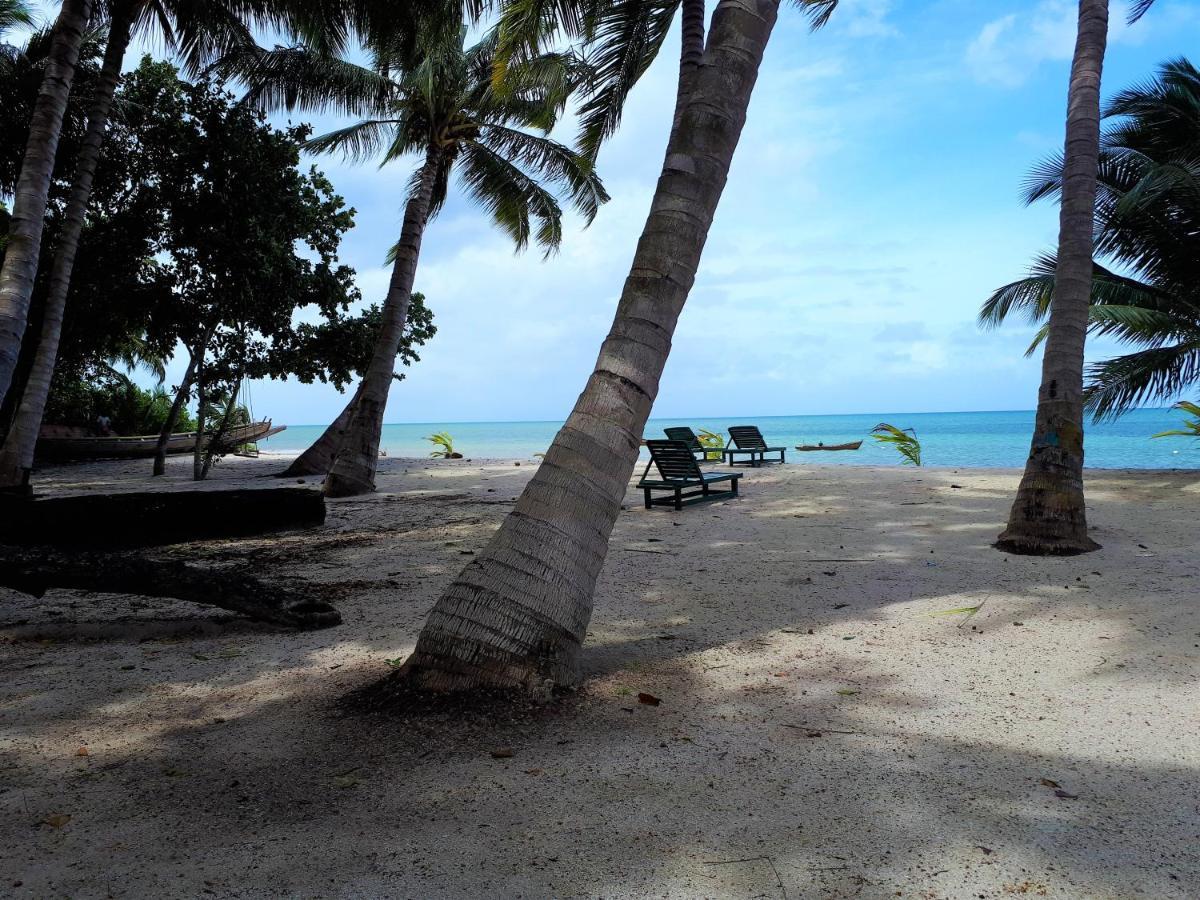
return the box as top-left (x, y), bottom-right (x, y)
top-left (638, 440), bottom-right (742, 510)
top-left (663, 426), bottom-right (721, 463)
top-left (724, 425), bottom-right (786, 467)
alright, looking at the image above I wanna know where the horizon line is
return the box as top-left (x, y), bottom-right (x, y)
top-left (276, 405), bottom-right (1178, 429)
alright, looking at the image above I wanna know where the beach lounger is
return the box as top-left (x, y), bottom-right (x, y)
top-left (637, 440), bottom-right (742, 510)
top-left (724, 425), bottom-right (786, 467)
top-left (663, 426), bottom-right (720, 462)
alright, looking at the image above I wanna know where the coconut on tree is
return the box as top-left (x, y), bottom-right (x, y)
top-left (982, 56), bottom-right (1200, 422)
top-left (223, 25), bottom-right (607, 496)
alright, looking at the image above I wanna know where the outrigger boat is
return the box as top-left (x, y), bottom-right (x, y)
top-left (794, 440), bottom-right (863, 452)
top-left (37, 421), bottom-right (284, 461)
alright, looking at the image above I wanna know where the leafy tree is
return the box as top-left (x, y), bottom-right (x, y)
top-left (3, 57), bottom-right (433, 484)
top-left (0, 0), bottom-right (299, 487)
top-left (224, 25), bottom-right (606, 495)
top-left (982, 57), bottom-right (1200, 422)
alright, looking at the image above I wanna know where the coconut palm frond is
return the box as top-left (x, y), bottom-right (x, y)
top-left (1151, 399), bottom-right (1200, 438)
top-left (1084, 342), bottom-right (1200, 420)
top-left (870, 423), bottom-right (922, 466)
top-left (574, 0), bottom-right (677, 161)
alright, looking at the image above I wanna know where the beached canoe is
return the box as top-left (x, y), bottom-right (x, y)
top-left (794, 440), bottom-right (863, 452)
top-left (36, 421), bottom-right (284, 461)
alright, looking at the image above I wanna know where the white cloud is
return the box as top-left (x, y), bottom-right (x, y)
top-left (831, 0), bottom-right (899, 38)
top-left (965, 0), bottom-right (1155, 87)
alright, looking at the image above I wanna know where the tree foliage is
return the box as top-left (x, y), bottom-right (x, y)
top-left (981, 57), bottom-right (1200, 420)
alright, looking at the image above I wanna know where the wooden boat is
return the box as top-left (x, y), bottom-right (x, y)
top-left (794, 440), bottom-right (863, 452)
top-left (36, 420), bottom-right (284, 461)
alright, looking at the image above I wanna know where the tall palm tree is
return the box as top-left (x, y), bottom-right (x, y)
top-left (395, 0), bottom-right (840, 694)
top-left (981, 57), bottom-right (1200, 421)
top-left (997, 0), bottom-right (1155, 556)
top-left (227, 27), bottom-right (607, 497)
top-left (0, 0), bottom-right (93, 413)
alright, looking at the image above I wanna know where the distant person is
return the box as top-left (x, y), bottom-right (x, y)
top-left (95, 414), bottom-right (114, 436)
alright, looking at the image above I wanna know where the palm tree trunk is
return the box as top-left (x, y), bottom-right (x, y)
top-left (276, 381), bottom-right (363, 478)
top-left (154, 324), bottom-right (212, 476)
top-left (0, 4), bottom-right (133, 492)
top-left (670, 0), bottom-right (706, 137)
top-left (323, 146), bottom-right (440, 498)
top-left (0, 0), bottom-right (94, 411)
top-left (998, 0), bottom-right (1108, 556)
top-left (400, 0), bottom-right (781, 693)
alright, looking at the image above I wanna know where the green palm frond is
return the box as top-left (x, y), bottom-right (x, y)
top-left (458, 141), bottom-right (564, 254)
top-left (870, 423), bottom-right (922, 466)
top-left (426, 430), bottom-right (457, 457)
top-left (218, 43), bottom-right (398, 116)
top-left (0, 0), bottom-right (33, 35)
top-left (574, 0), bottom-right (677, 161)
top-left (1084, 343), bottom-right (1200, 420)
top-left (1152, 399), bottom-right (1200, 438)
top-left (304, 117), bottom-right (407, 163)
top-left (479, 124), bottom-right (607, 222)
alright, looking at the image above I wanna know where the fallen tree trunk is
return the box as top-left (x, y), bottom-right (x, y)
top-left (0, 486), bottom-right (325, 548)
top-left (0, 547), bottom-right (341, 630)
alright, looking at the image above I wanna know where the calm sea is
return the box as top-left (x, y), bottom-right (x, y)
top-left (260, 408), bottom-right (1199, 470)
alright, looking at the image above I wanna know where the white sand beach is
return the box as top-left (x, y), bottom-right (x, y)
top-left (1, 455), bottom-right (1197, 898)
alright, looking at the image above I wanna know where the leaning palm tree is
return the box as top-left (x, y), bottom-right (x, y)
top-left (982, 57), bottom-right (1200, 423)
top-left (0, 0), bottom-right (93, 413)
top-left (226, 27), bottom-right (607, 497)
top-left (997, 0), bottom-right (1156, 556)
top-left (391, 0), bottom-right (840, 695)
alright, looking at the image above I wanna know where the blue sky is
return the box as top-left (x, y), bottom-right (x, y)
top-left (26, 0), bottom-right (1200, 425)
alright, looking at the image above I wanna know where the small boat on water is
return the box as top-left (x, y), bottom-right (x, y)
top-left (37, 421), bottom-right (284, 461)
top-left (794, 440), bottom-right (863, 452)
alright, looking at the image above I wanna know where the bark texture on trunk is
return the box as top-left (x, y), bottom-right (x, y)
top-left (401, 0), bottom-right (780, 693)
top-left (154, 325), bottom-right (211, 476)
top-left (0, 6), bottom-right (133, 491)
top-left (200, 374), bottom-right (242, 480)
top-left (670, 0), bottom-right (706, 138)
top-left (193, 352), bottom-right (206, 482)
top-left (323, 147), bottom-right (439, 498)
top-left (0, 0), bottom-right (94, 410)
top-left (998, 0), bottom-right (1107, 556)
top-left (276, 381), bottom-right (363, 478)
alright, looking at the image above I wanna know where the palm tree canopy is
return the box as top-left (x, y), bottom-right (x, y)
top-left (222, 25), bottom-right (608, 254)
top-left (0, 0), bottom-right (33, 36)
top-left (981, 56), bottom-right (1200, 420)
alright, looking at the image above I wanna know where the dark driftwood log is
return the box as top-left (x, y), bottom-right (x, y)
top-left (0, 548), bottom-right (341, 630)
top-left (0, 487), bottom-right (325, 548)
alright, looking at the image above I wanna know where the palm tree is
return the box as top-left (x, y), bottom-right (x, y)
top-left (982, 57), bottom-right (1200, 422)
top-left (0, 0), bottom-right (94, 414)
top-left (396, 0), bottom-right (840, 694)
top-left (997, 0), bottom-right (1156, 556)
top-left (226, 27), bottom-right (607, 497)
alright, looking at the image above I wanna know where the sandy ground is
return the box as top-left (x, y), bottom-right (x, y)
top-left (1, 452), bottom-right (1198, 899)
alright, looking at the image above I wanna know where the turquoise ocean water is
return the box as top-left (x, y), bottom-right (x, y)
top-left (260, 408), bottom-right (1199, 470)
